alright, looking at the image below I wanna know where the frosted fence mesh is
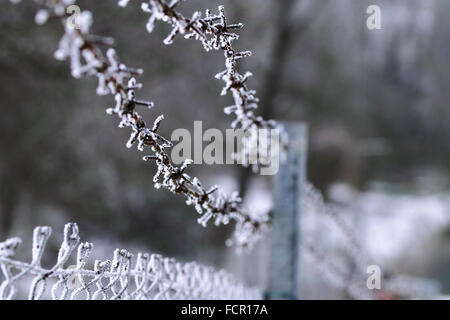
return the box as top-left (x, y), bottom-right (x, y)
top-left (0, 223), bottom-right (261, 300)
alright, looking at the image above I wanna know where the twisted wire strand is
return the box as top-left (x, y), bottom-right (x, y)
top-left (119, 0), bottom-right (288, 170)
top-left (301, 181), bottom-right (439, 299)
top-left (10, 0), bottom-right (277, 250)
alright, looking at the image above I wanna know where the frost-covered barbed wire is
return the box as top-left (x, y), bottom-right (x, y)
top-left (303, 242), bottom-right (375, 300)
top-left (300, 182), bottom-right (376, 299)
top-left (302, 181), bottom-right (440, 299)
top-left (302, 182), bottom-right (396, 299)
top-left (10, 0), bottom-right (270, 250)
top-left (0, 223), bottom-right (261, 300)
top-left (303, 181), bottom-right (372, 271)
top-left (118, 0), bottom-right (288, 172)
top-left (302, 181), bottom-right (379, 299)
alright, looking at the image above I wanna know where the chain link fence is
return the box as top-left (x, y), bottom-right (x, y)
top-left (0, 223), bottom-right (261, 300)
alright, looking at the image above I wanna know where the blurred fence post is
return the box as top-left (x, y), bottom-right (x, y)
top-left (266, 122), bottom-right (308, 300)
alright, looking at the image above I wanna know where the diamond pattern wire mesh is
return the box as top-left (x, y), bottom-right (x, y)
top-left (0, 223), bottom-right (261, 300)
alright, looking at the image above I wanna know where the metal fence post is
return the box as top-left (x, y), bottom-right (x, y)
top-left (266, 122), bottom-right (308, 300)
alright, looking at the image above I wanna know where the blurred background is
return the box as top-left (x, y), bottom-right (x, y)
top-left (2, 0), bottom-right (450, 299)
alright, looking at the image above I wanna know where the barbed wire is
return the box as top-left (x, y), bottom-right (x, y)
top-left (9, 0), bottom-right (276, 250)
top-left (303, 182), bottom-right (373, 270)
top-left (118, 0), bottom-right (288, 171)
top-left (0, 223), bottom-right (261, 300)
top-left (302, 242), bottom-right (375, 300)
top-left (301, 181), bottom-right (440, 299)
top-left (301, 182), bottom-right (378, 299)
